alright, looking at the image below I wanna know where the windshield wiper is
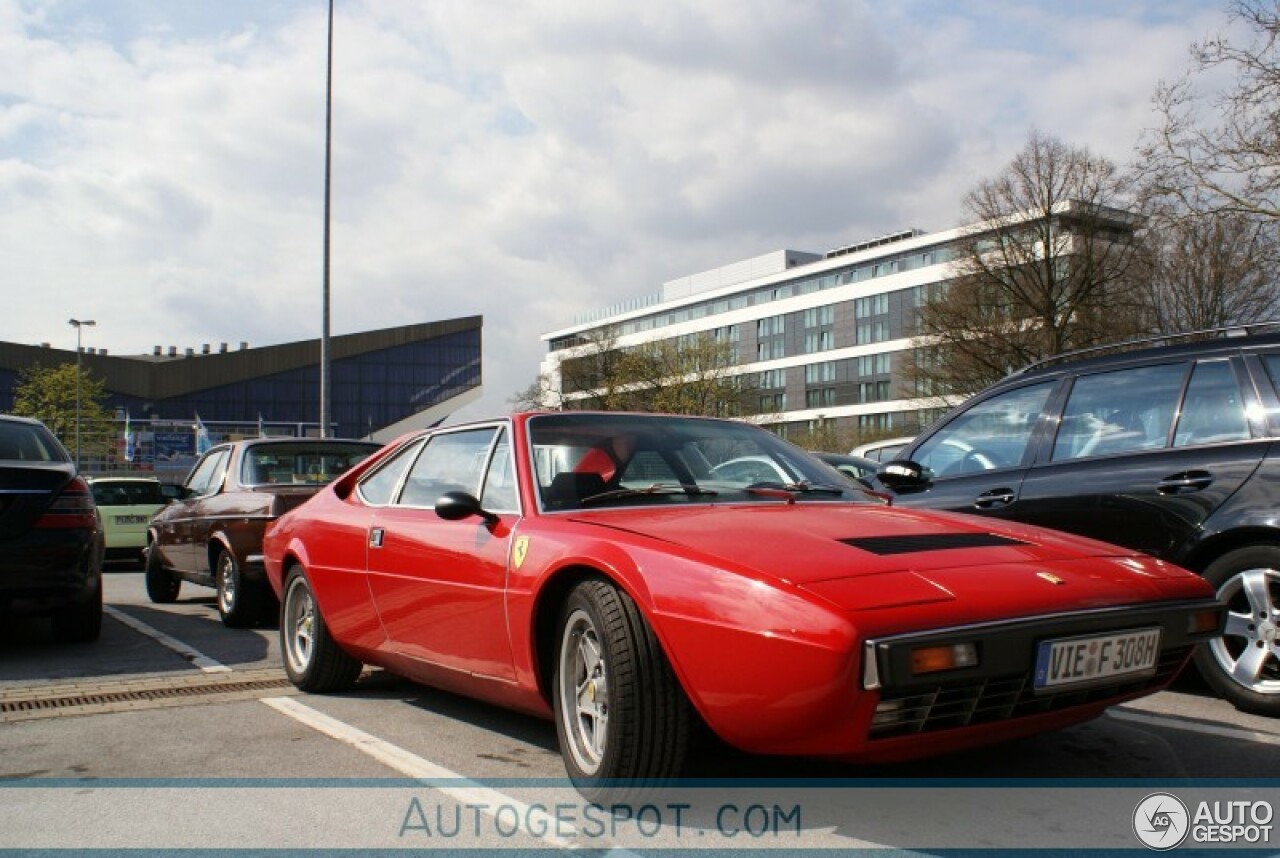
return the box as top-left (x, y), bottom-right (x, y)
top-left (746, 481), bottom-right (848, 498)
top-left (580, 483), bottom-right (719, 506)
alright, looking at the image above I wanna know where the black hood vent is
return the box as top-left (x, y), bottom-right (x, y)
top-left (840, 533), bottom-right (1026, 555)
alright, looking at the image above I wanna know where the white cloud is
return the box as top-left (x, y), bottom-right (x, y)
top-left (0, 0), bottom-right (1235, 421)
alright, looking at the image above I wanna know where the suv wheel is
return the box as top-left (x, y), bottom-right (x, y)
top-left (1192, 546), bottom-right (1280, 716)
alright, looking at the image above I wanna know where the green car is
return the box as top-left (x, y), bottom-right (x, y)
top-left (87, 477), bottom-right (167, 566)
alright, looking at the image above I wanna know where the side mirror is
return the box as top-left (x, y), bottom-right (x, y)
top-left (876, 460), bottom-right (929, 492)
top-left (435, 490), bottom-right (499, 525)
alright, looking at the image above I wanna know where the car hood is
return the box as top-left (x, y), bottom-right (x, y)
top-left (563, 503), bottom-right (1190, 610)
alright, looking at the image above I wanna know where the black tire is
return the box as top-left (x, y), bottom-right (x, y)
top-left (1192, 545), bottom-right (1280, 716)
top-left (215, 548), bottom-right (261, 628)
top-left (552, 578), bottom-right (691, 802)
top-left (280, 565), bottom-right (362, 693)
top-left (51, 579), bottom-right (102, 644)
top-left (143, 541), bottom-right (180, 604)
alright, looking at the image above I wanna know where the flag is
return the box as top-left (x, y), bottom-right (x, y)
top-left (123, 412), bottom-right (135, 462)
top-left (194, 413), bottom-right (211, 454)
top-left (258, 413), bottom-right (266, 438)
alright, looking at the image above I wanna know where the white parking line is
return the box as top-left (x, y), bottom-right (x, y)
top-left (1109, 707), bottom-right (1280, 745)
top-left (261, 696), bottom-right (581, 850)
top-left (103, 605), bottom-right (231, 673)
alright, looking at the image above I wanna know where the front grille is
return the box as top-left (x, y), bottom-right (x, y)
top-left (870, 645), bottom-right (1191, 738)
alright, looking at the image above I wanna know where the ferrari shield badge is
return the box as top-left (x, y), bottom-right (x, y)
top-left (513, 536), bottom-right (531, 569)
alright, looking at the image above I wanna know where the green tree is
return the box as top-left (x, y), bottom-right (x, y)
top-left (11, 362), bottom-right (116, 460)
top-left (515, 328), bottom-right (756, 416)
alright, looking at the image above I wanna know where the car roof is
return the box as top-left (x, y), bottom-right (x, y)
top-left (0, 414), bottom-right (46, 427)
top-left (86, 476), bottom-right (160, 484)
top-left (1005, 326), bottom-right (1280, 385)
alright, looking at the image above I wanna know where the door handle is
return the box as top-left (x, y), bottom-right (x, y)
top-left (369, 528), bottom-right (385, 548)
top-left (1157, 471), bottom-right (1213, 494)
top-left (973, 489), bottom-right (1016, 509)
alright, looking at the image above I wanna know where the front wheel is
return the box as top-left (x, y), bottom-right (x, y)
top-left (1192, 545), bottom-right (1280, 716)
top-left (553, 578), bottom-right (691, 801)
top-left (280, 566), bottom-right (362, 693)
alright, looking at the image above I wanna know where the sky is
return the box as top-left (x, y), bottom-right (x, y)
top-left (0, 0), bottom-right (1242, 423)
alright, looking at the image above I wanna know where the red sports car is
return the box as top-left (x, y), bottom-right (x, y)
top-left (262, 412), bottom-right (1223, 795)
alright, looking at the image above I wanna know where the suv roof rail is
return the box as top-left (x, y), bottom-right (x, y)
top-left (1008, 321), bottom-right (1280, 377)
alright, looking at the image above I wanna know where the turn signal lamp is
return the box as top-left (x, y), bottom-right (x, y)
top-left (1188, 608), bottom-right (1223, 636)
top-left (910, 642), bottom-right (979, 676)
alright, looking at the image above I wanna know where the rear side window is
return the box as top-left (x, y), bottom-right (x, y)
top-left (912, 382), bottom-right (1054, 477)
top-left (1173, 359), bottom-right (1251, 447)
top-left (1052, 363), bottom-right (1186, 461)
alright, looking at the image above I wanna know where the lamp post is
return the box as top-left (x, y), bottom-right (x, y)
top-left (319, 0), bottom-right (334, 438)
top-left (68, 318), bottom-right (96, 472)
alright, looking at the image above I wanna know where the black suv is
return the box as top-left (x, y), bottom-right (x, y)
top-left (870, 327), bottom-right (1280, 715)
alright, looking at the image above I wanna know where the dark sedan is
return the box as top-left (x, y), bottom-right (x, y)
top-left (0, 415), bottom-right (104, 642)
top-left (145, 437), bottom-right (379, 627)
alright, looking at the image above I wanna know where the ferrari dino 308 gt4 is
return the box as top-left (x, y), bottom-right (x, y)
top-left (262, 412), bottom-right (1222, 794)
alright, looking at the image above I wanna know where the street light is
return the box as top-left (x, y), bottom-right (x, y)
top-left (319, 0), bottom-right (334, 439)
top-left (68, 318), bottom-right (96, 471)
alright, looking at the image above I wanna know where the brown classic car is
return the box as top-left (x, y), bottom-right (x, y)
top-left (144, 437), bottom-right (380, 626)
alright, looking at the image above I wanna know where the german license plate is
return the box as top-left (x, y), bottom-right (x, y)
top-left (1033, 627), bottom-right (1161, 690)
top-left (115, 515), bottom-right (149, 525)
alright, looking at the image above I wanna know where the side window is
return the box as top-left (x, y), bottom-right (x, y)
top-left (1052, 363), bottom-right (1187, 461)
top-left (185, 449), bottom-right (229, 497)
top-left (398, 428), bottom-right (497, 507)
top-left (479, 429), bottom-right (518, 512)
top-left (913, 382), bottom-right (1054, 477)
top-left (357, 439), bottom-right (425, 506)
top-left (1173, 359), bottom-right (1251, 447)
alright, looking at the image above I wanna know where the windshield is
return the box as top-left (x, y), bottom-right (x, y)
top-left (527, 413), bottom-right (864, 511)
top-left (242, 441), bottom-right (380, 486)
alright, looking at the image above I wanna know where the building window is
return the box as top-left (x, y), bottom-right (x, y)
top-left (759, 392), bottom-right (787, 412)
top-left (805, 362), bottom-right (836, 384)
top-left (805, 388), bottom-right (836, 408)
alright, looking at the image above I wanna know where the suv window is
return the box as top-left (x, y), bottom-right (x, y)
top-left (912, 382), bottom-right (1054, 477)
top-left (1052, 363), bottom-right (1186, 461)
top-left (1173, 359), bottom-right (1251, 447)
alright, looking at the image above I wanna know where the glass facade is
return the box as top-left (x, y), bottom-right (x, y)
top-left (0, 322), bottom-right (482, 443)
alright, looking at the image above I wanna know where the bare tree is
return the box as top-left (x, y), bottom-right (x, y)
top-left (1133, 199), bottom-right (1280, 330)
top-left (1139, 0), bottom-right (1280, 220)
top-left (912, 131), bottom-right (1147, 396)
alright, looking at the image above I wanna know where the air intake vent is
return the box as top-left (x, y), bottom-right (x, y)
top-left (840, 533), bottom-right (1026, 555)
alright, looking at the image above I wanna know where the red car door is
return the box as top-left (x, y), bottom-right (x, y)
top-left (365, 426), bottom-right (517, 681)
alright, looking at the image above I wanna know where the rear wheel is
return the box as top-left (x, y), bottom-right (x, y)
top-left (1193, 545), bottom-right (1280, 716)
top-left (215, 549), bottom-right (262, 628)
top-left (144, 542), bottom-right (180, 603)
top-left (553, 578), bottom-right (691, 801)
top-left (281, 565), bottom-right (362, 692)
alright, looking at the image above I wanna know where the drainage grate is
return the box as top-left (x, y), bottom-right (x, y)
top-left (0, 673), bottom-right (295, 721)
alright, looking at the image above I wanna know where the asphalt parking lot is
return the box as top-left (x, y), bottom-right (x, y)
top-left (2, 570), bottom-right (1279, 852)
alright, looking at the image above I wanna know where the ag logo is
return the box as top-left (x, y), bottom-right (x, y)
top-left (512, 536), bottom-right (530, 569)
top-left (1133, 792), bottom-right (1189, 850)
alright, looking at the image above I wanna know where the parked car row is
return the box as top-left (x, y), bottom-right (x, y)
top-left (12, 325), bottom-right (1278, 797)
